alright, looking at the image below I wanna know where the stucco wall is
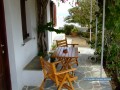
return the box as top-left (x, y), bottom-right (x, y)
top-left (47, 0), bottom-right (52, 51)
top-left (3, 0), bottom-right (37, 90)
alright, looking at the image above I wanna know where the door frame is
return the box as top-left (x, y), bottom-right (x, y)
top-left (0, 0), bottom-right (12, 90)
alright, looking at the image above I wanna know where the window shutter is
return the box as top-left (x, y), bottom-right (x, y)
top-left (53, 4), bottom-right (57, 27)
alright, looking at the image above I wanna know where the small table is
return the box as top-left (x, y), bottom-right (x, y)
top-left (55, 47), bottom-right (78, 69)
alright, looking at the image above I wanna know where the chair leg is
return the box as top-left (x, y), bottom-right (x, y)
top-left (58, 74), bottom-right (67, 90)
top-left (76, 59), bottom-right (78, 66)
top-left (58, 74), bottom-right (75, 90)
top-left (40, 78), bottom-right (46, 90)
top-left (67, 74), bottom-right (74, 90)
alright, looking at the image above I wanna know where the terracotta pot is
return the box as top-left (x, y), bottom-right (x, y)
top-left (71, 32), bottom-right (77, 36)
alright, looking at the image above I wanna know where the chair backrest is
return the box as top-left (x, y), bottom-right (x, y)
top-left (56, 38), bottom-right (68, 47)
top-left (40, 57), bottom-right (58, 84)
top-left (40, 57), bottom-right (54, 75)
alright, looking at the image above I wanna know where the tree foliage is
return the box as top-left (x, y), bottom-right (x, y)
top-left (37, 22), bottom-right (64, 33)
top-left (90, 0), bottom-right (120, 87)
top-left (64, 0), bottom-right (99, 27)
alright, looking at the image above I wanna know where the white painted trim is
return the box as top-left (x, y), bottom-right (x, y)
top-left (100, 0), bottom-right (106, 77)
top-left (90, 0), bottom-right (93, 41)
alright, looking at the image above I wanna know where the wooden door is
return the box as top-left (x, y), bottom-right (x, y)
top-left (0, 0), bottom-right (11, 90)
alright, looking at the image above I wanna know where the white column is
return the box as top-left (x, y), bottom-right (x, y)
top-left (100, 0), bottom-right (106, 77)
top-left (90, 0), bottom-right (92, 41)
top-left (95, 17), bottom-right (98, 54)
top-left (47, 0), bottom-right (52, 51)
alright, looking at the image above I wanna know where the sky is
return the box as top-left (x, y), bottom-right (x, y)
top-left (57, 1), bottom-right (73, 28)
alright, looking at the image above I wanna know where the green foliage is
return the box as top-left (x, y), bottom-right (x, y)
top-left (37, 22), bottom-right (65, 34)
top-left (63, 24), bottom-right (74, 35)
top-left (64, 0), bottom-right (99, 27)
top-left (51, 43), bottom-right (57, 50)
top-left (90, 0), bottom-right (120, 86)
top-left (37, 51), bottom-right (44, 56)
top-left (71, 27), bottom-right (78, 33)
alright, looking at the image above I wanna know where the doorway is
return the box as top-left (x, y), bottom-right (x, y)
top-left (0, 0), bottom-right (11, 90)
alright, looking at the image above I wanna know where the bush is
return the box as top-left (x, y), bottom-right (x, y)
top-left (71, 27), bottom-right (79, 33)
top-left (64, 24), bottom-right (74, 35)
top-left (78, 31), bottom-right (89, 38)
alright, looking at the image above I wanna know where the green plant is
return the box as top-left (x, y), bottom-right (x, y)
top-left (79, 31), bottom-right (90, 38)
top-left (64, 0), bottom-right (99, 27)
top-left (51, 43), bottom-right (57, 50)
top-left (89, 0), bottom-right (120, 88)
top-left (37, 22), bottom-right (65, 55)
top-left (37, 22), bottom-right (64, 33)
top-left (64, 24), bottom-right (74, 35)
top-left (71, 27), bottom-right (78, 33)
top-left (37, 51), bottom-right (45, 56)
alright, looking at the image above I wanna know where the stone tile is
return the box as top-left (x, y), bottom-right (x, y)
top-left (44, 80), bottom-right (54, 88)
top-left (74, 71), bottom-right (85, 81)
top-left (77, 67), bottom-right (88, 72)
top-left (75, 88), bottom-right (83, 90)
top-left (99, 81), bottom-right (111, 87)
top-left (73, 82), bottom-right (79, 88)
top-left (45, 87), bottom-right (56, 90)
top-left (94, 85), bottom-right (102, 88)
top-left (91, 67), bottom-right (100, 72)
top-left (92, 81), bottom-right (100, 86)
top-left (101, 87), bottom-right (112, 90)
top-left (78, 61), bottom-right (86, 66)
top-left (85, 67), bottom-right (93, 71)
top-left (93, 87), bottom-right (102, 90)
top-left (85, 72), bottom-right (92, 77)
top-left (91, 71), bottom-right (100, 77)
top-left (24, 55), bottom-right (50, 70)
top-left (79, 81), bottom-right (93, 89)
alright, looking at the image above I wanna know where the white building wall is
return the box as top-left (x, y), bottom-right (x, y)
top-left (47, 0), bottom-right (52, 51)
top-left (51, 0), bottom-right (65, 42)
top-left (3, 0), bottom-right (37, 90)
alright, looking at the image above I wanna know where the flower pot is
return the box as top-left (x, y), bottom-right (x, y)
top-left (71, 32), bottom-right (78, 37)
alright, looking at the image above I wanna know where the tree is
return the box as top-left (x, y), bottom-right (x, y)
top-left (64, 0), bottom-right (98, 27)
top-left (36, 0), bottom-right (49, 54)
top-left (91, 0), bottom-right (120, 88)
top-left (36, 0), bottom-right (64, 55)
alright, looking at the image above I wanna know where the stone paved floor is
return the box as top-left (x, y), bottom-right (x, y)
top-left (22, 47), bottom-right (112, 90)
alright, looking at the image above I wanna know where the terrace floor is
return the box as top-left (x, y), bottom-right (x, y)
top-left (66, 35), bottom-right (90, 47)
top-left (23, 35), bottom-right (112, 90)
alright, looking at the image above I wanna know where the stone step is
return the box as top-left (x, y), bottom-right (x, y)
top-left (24, 55), bottom-right (50, 70)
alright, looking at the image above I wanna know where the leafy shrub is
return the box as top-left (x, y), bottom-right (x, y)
top-left (64, 24), bottom-right (74, 35)
top-left (78, 31), bottom-right (89, 38)
top-left (71, 27), bottom-right (78, 33)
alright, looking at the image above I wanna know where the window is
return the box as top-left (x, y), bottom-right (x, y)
top-left (50, 1), bottom-right (57, 27)
top-left (20, 0), bottom-right (29, 40)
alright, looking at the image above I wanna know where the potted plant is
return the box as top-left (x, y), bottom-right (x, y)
top-left (71, 27), bottom-right (78, 36)
top-left (51, 43), bottom-right (57, 50)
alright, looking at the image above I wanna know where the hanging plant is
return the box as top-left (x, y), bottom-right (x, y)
top-left (37, 22), bottom-right (64, 34)
top-left (37, 22), bottom-right (64, 56)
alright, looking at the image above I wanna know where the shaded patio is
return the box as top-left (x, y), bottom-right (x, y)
top-left (23, 37), bottom-right (112, 90)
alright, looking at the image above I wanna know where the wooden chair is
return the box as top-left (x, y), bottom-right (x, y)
top-left (40, 57), bottom-right (77, 90)
top-left (56, 38), bottom-right (78, 47)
